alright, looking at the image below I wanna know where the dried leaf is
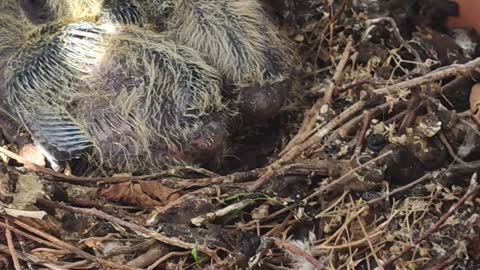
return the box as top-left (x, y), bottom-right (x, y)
top-left (98, 181), bottom-right (180, 207)
top-left (32, 248), bottom-right (69, 262)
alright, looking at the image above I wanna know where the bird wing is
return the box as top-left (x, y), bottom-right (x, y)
top-left (21, 106), bottom-right (93, 161)
top-left (4, 22), bottom-right (107, 162)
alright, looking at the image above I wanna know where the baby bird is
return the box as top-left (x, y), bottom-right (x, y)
top-left (21, 0), bottom-right (296, 121)
top-left (152, 0), bottom-right (296, 120)
top-left (0, 1), bottom-right (226, 172)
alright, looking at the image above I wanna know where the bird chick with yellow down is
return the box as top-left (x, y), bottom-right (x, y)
top-left (20, 0), bottom-right (146, 25)
top-left (131, 0), bottom-right (297, 120)
top-left (21, 0), bottom-right (296, 121)
top-left (0, 1), bottom-right (226, 172)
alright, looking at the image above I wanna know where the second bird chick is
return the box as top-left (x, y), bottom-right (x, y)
top-left (0, 3), bottom-right (226, 172)
top-left (146, 0), bottom-right (297, 121)
top-left (22, 0), bottom-right (297, 121)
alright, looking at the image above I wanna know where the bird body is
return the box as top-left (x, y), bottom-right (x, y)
top-left (144, 0), bottom-right (296, 119)
top-left (0, 8), bottom-right (226, 172)
top-left (21, 0), bottom-right (296, 120)
top-left (0, 0), bottom-right (295, 172)
top-left (147, 0), bottom-right (294, 86)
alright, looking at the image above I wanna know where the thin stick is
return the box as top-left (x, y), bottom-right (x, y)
top-left (7, 218), bottom-right (143, 270)
top-left (0, 146), bottom-right (265, 189)
top-left (307, 150), bottom-right (393, 200)
top-left (127, 244), bottom-right (167, 268)
top-left (36, 199), bottom-right (221, 262)
top-left (269, 237), bottom-right (325, 269)
top-left (191, 199), bottom-right (255, 226)
top-left (324, 38), bottom-right (354, 104)
top-left (365, 173), bottom-right (432, 206)
top-left (5, 220), bottom-right (21, 270)
top-left (146, 251), bottom-right (190, 270)
top-left (356, 216), bottom-right (381, 267)
top-left (0, 221), bottom-right (63, 250)
top-left (381, 174), bottom-right (479, 268)
top-left (428, 255), bottom-right (456, 270)
top-left (0, 244), bottom-right (67, 270)
top-left (374, 57), bottom-right (480, 95)
top-left (438, 132), bottom-right (476, 168)
top-left (0, 146), bottom-right (154, 185)
top-left (249, 98), bottom-right (367, 192)
top-left (313, 231), bottom-right (383, 251)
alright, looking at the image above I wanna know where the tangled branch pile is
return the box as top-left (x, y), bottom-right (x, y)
top-left (1, 0), bottom-right (480, 269)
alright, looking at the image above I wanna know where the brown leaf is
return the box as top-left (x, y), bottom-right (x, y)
top-left (469, 83), bottom-right (480, 125)
top-left (98, 181), bottom-right (180, 207)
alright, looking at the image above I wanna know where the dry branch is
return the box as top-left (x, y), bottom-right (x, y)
top-left (36, 199), bottom-right (221, 262)
top-left (5, 220), bottom-right (21, 270)
top-left (374, 57), bottom-right (480, 95)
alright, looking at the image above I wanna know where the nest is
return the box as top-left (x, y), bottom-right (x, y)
top-left (1, 0), bottom-right (480, 269)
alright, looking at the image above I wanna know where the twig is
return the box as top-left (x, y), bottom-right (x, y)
top-left (0, 146), bottom-right (155, 185)
top-left (191, 199), bottom-right (255, 226)
top-left (35, 199), bottom-right (221, 262)
top-left (146, 251), bottom-right (190, 270)
top-left (438, 132), bottom-right (476, 168)
top-left (105, 239), bottom-right (157, 258)
top-left (312, 210), bottom-right (395, 256)
top-left (374, 57), bottom-right (480, 95)
top-left (397, 95), bottom-right (421, 134)
top-left (366, 17), bottom-right (425, 73)
top-left (0, 145), bottom-right (265, 189)
top-left (282, 39), bottom-right (358, 156)
top-left (353, 100), bottom-right (406, 154)
top-left (356, 216), bottom-right (381, 267)
top-left (5, 220), bottom-right (21, 270)
top-left (354, 111), bottom-right (374, 154)
top-left (265, 212), bottom-right (293, 237)
top-left (338, 79), bottom-right (391, 92)
top-left (365, 173), bottom-right (433, 206)
top-left (0, 244), bottom-right (67, 270)
top-left (382, 173), bottom-right (479, 268)
top-left (284, 98), bottom-right (368, 162)
top-left (268, 237), bottom-right (325, 269)
top-left (306, 150), bottom-right (393, 200)
top-left (427, 255), bottom-right (456, 270)
top-left (164, 168), bottom-right (266, 190)
top-left (127, 244), bottom-right (168, 268)
top-left (7, 217), bottom-right (143, 270)
top-left (249, 98), bottom-right (368, 192)
top-left (0, 221), bottom-right (63, 251)
top-left (323, 38), bottom-right (354, 104)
